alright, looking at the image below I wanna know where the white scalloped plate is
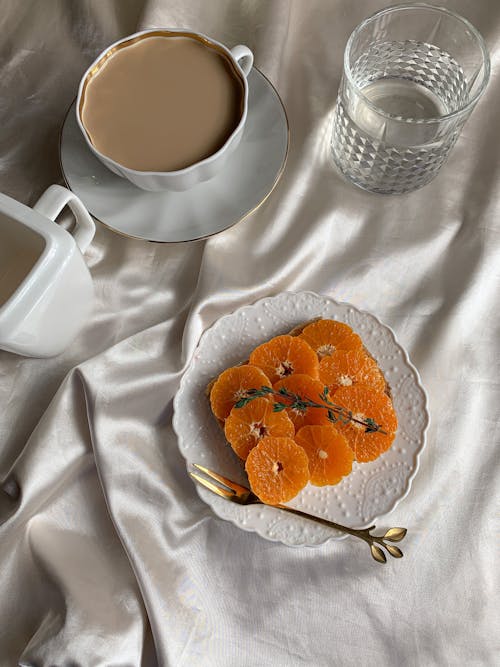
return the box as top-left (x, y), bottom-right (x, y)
top-left (173, 292), bottom-right (429, 547)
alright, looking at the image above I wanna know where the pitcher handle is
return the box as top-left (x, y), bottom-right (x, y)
top-left (33, 185), bottom-right (95, 254)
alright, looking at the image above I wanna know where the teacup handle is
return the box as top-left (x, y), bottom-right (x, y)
top-left (230, 45), bottom-right (254, 77)
top-left (33, 185), bottom-right (95, 254)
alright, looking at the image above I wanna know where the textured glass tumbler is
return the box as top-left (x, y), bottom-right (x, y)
top-left (331, 4), bottom-right (490, 194)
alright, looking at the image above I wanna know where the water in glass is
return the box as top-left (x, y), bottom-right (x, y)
top-left (331, 40), bottom-right (468, 194)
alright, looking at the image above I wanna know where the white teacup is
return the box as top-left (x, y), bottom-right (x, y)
top-left (0, 185), bottom-right (95, 358)
top-left (76, 29), bottom-right (254, 192)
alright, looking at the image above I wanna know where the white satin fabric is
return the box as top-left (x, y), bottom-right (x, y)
top-left (1, 1), bottom-right (499, 665)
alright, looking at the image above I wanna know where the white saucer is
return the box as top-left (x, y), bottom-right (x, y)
top-left (59, 68), bottom-right (289, 243)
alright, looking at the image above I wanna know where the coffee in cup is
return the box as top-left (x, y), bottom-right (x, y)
top-left (76, 30), bottom-right (254, 191)
top-left (82, 34), bottom-right (245, 172)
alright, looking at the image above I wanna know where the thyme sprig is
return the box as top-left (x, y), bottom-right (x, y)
top-left (235, 386), bottom-right (387, 435)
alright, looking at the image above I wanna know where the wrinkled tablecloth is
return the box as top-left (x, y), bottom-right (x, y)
top-left (1, 1), bottom-right (499, 665)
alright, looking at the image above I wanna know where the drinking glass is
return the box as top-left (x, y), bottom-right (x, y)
top-left (331, 4), bottom-right (490, 194)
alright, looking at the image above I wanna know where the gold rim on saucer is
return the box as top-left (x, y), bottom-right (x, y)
top-left (58, 67), bottom-right (289, 244)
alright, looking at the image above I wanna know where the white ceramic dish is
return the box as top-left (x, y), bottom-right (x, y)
top-left (76, 29), bottom-right (254, 191)
top-left (60, 68), bottom-right (288, 243)
top-left (173, 291), bottom-right (429, 547)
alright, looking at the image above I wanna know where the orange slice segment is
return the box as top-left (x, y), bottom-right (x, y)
top-left (249, 335), bottom-right (319, 384)
top-left (210, 365), bottom-right (271, 421)
top-left (299, 319), bottom-right (363, 359)
top-left (273, 374), bottom-right (331, 431)
top-left (319, 348), bottom-right (386, 394)
top-left (245, 436), bottom-right (310, 505)
top-left (295, 424), bottom-right (354, 486)
top-left (332, 385), bottom-right (398, 462)
top-left (224, 397), bottom-right (295, 460)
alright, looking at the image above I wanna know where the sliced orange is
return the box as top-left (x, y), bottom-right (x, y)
top-left (319, 348), bottom-right (386, 394)
top-left (332, 385), bottom-right (397, 462)
top-left (249, 335), bottom-right (319, 384)
top-left (273, 374), bottom-right (331, 431)
top-left (245, 436), bottom-right (310, 505)
top-left (209, 365), bottom-right (271, 421)
top-left (295, 425), bottom-right (354, 486)
top-left (224, 397), bottom-right (295, 460)
top-left (299, 319), bottom-right (363, 359)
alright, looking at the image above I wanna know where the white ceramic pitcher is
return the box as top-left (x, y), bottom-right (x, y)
top-left (0, 185), bottom-right (95, 357)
